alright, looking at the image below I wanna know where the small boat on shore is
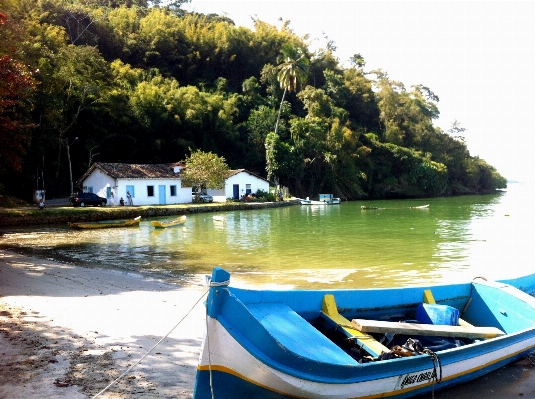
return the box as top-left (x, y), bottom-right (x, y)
top-left (68, 216), bottom-right (141, 229)
top-left (193, 268), bottom-right (535, 399)
top-left (151, 215), bottom-right (186, 229)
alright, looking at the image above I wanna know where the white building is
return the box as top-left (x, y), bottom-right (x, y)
top-left (76, 162), bottom-right (191, 206)
top-left (206, 169), bottom-right (271, 202)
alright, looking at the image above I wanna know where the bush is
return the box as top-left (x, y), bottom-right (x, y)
top-left (255, 189), bottom-right (277, 202)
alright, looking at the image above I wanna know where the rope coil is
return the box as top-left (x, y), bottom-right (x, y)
top-left (209, 279), bottom-right (230, 287)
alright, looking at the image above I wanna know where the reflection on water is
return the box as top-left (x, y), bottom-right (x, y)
top-left (1, 183), bottom-right (533, 289)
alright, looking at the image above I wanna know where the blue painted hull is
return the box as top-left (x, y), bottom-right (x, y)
top-left (193, 269), bottom-right (535, 399)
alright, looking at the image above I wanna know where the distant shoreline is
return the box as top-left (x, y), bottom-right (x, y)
top-left (0, 199), bottom-right (299, 227)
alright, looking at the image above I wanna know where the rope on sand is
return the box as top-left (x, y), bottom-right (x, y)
top-left (91, 288), bottom-right (209, 399)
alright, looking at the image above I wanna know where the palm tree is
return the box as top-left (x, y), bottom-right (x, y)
top-left (274, 43), bottom-right (309, 135)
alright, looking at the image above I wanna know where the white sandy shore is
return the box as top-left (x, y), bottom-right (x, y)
top-left (0, 250), bottom-right (207, 398)
top-left (1, 249), bottom-right (535, 399)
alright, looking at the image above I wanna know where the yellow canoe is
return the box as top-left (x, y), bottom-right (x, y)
top-left (151, 215), bottom-right (187, 229)
top-left (69, 216), bottom-right (141, 229)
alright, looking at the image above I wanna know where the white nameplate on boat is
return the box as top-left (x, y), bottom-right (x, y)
top-left (395, 368), bottom-right (436, 390)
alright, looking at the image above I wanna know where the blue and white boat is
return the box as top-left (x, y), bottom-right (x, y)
top-left (301, 194), bottom-right (341, 205)
top-left (193, 268), bottom-right (535, 399)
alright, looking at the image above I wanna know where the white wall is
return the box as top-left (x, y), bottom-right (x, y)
top-left (82, 170), bottom-right (192, 205)
top-left (82, 170), bottom-right (116, 203)
top-left (115, 179), bottom-right (191, 205)
top-left (207, 171), bottom-right (270, 202)
top-left (82, 169), bottom-right (269, 205)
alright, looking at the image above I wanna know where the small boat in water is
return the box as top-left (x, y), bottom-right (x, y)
top-left (151, 215), bottom-right (187, 229)
top-left (193, 268), bottom-right (535, 399)
top-left (301, 194), bottom-right (341, 205)
top-left (361, 204), bottom-right (430, 210)
top-left (68, 216), bottom-right (141, 229)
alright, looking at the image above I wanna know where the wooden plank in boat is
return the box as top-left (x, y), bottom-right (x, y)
top-left (320, 294), bottom-right (389, 358)
top-left (351, 319), bottom-right (505, 339)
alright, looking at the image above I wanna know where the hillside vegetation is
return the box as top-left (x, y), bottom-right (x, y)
top-left (0, 0), bottom-right (506, 201)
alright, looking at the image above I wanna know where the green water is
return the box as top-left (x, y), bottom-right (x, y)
top-left (1, 183), bottom-right (533, 289)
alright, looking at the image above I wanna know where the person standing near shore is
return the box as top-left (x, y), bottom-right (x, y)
top-left (127, 191), bottom-right (133, 205)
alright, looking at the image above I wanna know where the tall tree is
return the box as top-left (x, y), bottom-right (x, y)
top-left (35, 44), bottom-right (114, 190)
top-left (273, 43), bottom-right (309, 135)
top-left (266, 43), bottom-right (308, 183)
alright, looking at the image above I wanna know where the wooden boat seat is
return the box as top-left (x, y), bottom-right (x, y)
top-left (320, 294), bottom-right (389, 358)
top-left (245, 302), bottom-right (358, 367)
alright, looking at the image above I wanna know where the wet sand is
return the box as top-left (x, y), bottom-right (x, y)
top-left (0, 250), bottom-right (534, 398)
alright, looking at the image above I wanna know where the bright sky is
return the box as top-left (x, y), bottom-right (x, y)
top-left (184, 1), bottom-right (535, 182)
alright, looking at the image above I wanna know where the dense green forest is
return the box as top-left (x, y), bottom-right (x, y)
top-left (0, 0), bottom-right (506, 202)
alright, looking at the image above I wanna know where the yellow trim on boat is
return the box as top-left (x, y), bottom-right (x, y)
top-left (321, 294), bottom-right (389, 357)
top-left (197, 364), bottom-right (306, 399)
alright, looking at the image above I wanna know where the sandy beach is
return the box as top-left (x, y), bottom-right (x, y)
top-left (1, 249), bottom-right (535, 399)
top-left (0, 250), bottom-right (207, 398)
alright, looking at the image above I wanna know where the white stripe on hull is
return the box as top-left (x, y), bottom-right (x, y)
top-left (198, 317), bottom-right (535, 398)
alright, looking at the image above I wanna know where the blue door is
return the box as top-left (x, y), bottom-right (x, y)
top-left (233, 184), bottom-right (239, 200)
top-left (159, 185), bottom-right (166, 204)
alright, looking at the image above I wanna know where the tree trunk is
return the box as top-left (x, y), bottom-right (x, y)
top-left (66, 139), bottom-right (73, 195)
top-left (274, 87), bottom-right (287, 135)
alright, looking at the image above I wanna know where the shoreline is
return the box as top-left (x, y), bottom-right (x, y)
top-left (0, 250), bottom-right (207, 398)
top-left (1, 249), bottom-right (534, 398)
top-left (0, 199), bottom-right (299, 227)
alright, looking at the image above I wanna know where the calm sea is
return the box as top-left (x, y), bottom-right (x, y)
top-left (1, 182), bottom-right (533, 289)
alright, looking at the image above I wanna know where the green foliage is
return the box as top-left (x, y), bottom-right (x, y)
top-left (276, 43), bottom-right (310, 93)
top-left (253, 189), bottom-right (276, 202)
top-left (0, 0), bottom-right (507, 201)
top-left (181, 149), bottom-right (230, 191)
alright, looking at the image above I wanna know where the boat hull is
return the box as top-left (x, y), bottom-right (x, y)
top-left (361, 204), bottom-right (429, 210)
top-left (68, 216), bottom-right (141, 229)
top-left (301, 194), bottom-right (341, 205)
top-left (195, 320), bottom-right (535, 399)
top-left (151, 215), bottom-right (186, 229)
top-left (301, 199), bottom-right (341, 205)
top-left (193, 268), bottom-right (535, 399)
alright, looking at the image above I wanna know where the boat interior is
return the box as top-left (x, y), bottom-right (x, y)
top-left (217, 279), bottom-right (535, 377)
